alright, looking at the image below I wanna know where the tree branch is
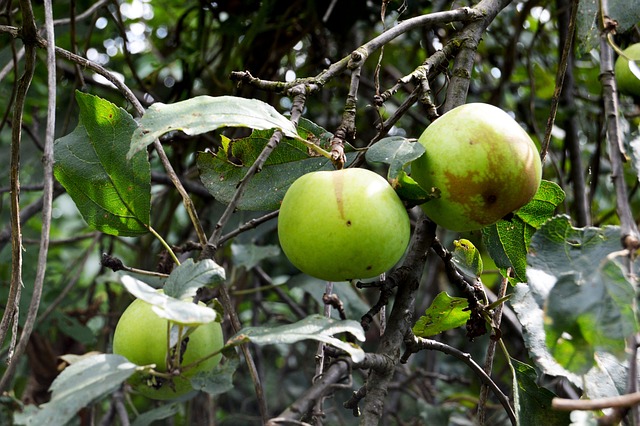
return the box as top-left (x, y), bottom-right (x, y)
top-left (598, 13), bottom-right (640, 252)
top-left (0, 0), bottom-right (58, 392)
top-left (359, 216), bottom-right (435, 424)
top-left (402, 335), bottom-right (516, 425)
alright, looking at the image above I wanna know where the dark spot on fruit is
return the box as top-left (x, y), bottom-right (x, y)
top-left (346, 220), bottom-right (352, 226)
top-left (366, 265), bottom-right (372, 270)
top-left (485, 194), bottom-right (497, 204)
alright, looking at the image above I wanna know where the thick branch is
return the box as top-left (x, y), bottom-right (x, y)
top-left (359, 216), bottom-right (435, 424)
top-left (598, 24), bottom-right (640, 250)
top-left (444, 0), bottom-right (515, 110)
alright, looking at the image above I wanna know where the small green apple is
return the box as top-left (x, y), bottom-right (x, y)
top-left (277, 168), bottom-right (410, 282)
top-left (113, 298), bottom-right (224, 400)
top-left (615, 43), bottom-right (640, 97)
top-left (411, 103), bottom-right (542, 232)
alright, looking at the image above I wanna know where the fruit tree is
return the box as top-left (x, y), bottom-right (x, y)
top-left (0, 1), bottom-right (639, 425)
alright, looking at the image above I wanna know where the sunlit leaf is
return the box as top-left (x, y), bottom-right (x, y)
top-left (53, 91), bottom-right (150, 236)
top-left (413, 292), bottom-right (470, 337)
top-left (513, 215), bottom-right (637, 375)
top-left (121, 275), bottom-right (217, 326)
top-left (128, 95), bottom-right (301, 158)
top-left (233, 315), bottom-right (366, 363)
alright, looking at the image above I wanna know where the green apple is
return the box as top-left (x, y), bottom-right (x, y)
top-left (411, 103), bottom-right (542, 232)
top-left (277, 168), bottom-right (410, 282)
top-left (113, 298), bottom-right (224, 400)
top-left (615, 43), bottom-right (640, 97)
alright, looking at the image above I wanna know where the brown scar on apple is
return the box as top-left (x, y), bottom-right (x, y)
top-left (333, 171), bottom-right (346, 220)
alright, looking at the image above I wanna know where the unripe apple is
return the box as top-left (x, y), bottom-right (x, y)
top-left (277, 168), bottom-right (410, 282)
top-left (615, 43), bottom-right (640, 97)
top-left (113, 298), bottom-right (224, 400)
top-left (411, 103), bottom-right (542, 232)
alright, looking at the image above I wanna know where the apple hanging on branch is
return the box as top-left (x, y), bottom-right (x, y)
top-left (411, 103), bottom-right (542, 232)
top-left (277, 168), bottom-right (411, 282)
top-left (614, 43), bottom-right (640, 98)
top-left (113, 298), bottom-right (224, 400)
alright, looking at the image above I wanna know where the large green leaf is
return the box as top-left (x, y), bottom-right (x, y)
top-left (513, 215), bottom-right (637, 375)
top-left (482, 180), bottom-right (565, 283)
top-left (576, 0), bottom-right (640, 54)
top-left (511, 358), bottom-right (571, 426)
top-left (14, 354), bottom-right (137, 426)
top-left (197, 121), bottom-right (357, 211)
top-left (232, 314), bottom-right (366, 363)
top-left (53, 91), bottom-right (151, 236)
top-left (413, 292), bottom-right (470, 337)
top-left (128, 95), bottom-right (301, 158)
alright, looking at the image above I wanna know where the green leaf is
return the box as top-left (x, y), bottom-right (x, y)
top-left (191, 350), bottom-right (239, 396)
top-left (365, 137), bottom-right (434, 204)
top-left (233, 314), bottom-right (366, 363)
top-left (121, 275), bottom-right (217, 326)
top-left (52, 311), bottom-right (96, 346)
top-left (54, 92), bottom-right (151, 236)
top-left (511, 358), bottom-right (571, 426)
top-left (131, 404), bottom-right (180, 426)
top-left (163, 259), bottom-right (226, 299)
top-left (15, 354), bottom-right (137, 426)
top-left (576, 0), bottom-right (640, 54)
top-left (482, 180), bottom-right (565, 283)
top-left (393, 170), bottom-right (438, 205)
top-left (516, 216), bottom-right (638, 374)
top-left (128, 95), bottom-right (301, 158)
top-left (452, 239), bottom-right (483, 280)
top-left (231, 243), bottom-right (280, 270)
top-left (413, 292), bottom-right (470, 337)
top-left (197, 123), bottom-right (357, 211)
top-left (365, 136), bottom-right (424, 180)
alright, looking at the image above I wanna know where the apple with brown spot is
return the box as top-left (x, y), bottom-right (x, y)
top-left (411, 103), bottom-right (542, 232)
top-left (277, 168), bottom-right (410, 282)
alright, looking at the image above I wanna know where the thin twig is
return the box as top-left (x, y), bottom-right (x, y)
top-left (203, 129), bottom-right (285, 253)
top-left (0, 0), bottom-right (39, 364)
top-left (540, 0), bottom-right (579, 163)
top-left (0, 0), bottom-right (54, 392)
top-left (404, 336), bottom-right (516, 425)
top-left (553, 391), bottom-right (640, 411)
top-left (477, 272), bottom-right (509, 424)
